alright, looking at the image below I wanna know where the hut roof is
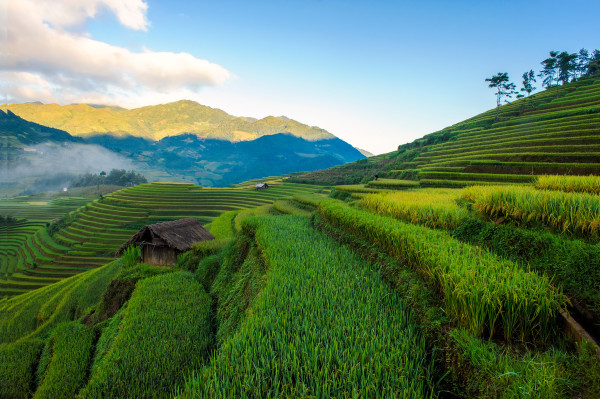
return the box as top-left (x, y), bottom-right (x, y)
top-left (117, 218), bottom-right (214, 255)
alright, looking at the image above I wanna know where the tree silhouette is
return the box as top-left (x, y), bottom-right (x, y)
top-left (485, 72), bottom-right (517, 122)
top-left (557, 51), bottom-right (578, 86)
top-left (539, 51), bottom-right (559, 92)
top-left (517, 70), bottom-right (536, 112)
top-left (576, 48), bottom-right (590, 79)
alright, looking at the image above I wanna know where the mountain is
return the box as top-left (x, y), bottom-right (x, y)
top-left (0, 109), bottom-right (81, 146)
top-left (355, 147), bottom-right (374, 157)
top-left (85, 132), bottom-right (363, 187)
top-left (5, 100), bottom-right (335, 141)
top-left (0, 108), bottom-right (364, 194)
top-left (292, 76), bottom-right (600, 185)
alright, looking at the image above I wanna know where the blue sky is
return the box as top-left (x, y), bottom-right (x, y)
top-left (6, 0), bottom-right (600, 154)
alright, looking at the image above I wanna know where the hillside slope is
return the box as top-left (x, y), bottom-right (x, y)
top-left (292, 77), bottom-right (600, 186)
top-left (5, 100), bottom-right (335, 141)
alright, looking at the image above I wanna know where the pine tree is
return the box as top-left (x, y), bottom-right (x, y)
top-left (485, 72), bottom-right (518, 122)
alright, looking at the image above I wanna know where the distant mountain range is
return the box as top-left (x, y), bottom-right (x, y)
top-left (0, 105), bottom-right (365, 195)
top-left (6, 100), bottom-right (335, 142)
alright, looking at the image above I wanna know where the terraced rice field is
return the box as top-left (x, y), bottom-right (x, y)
top-left (0, 196), bottom-right (93, 297)
top-left (411, 78), bottom-right (600, 184)
top-left (1, 181), bottom-right (323, 298)
top-left (337, 77), bottom-right (596, 189)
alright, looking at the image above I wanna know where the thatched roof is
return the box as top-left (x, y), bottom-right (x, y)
top-left (117, 218), bottom-right (214, 255)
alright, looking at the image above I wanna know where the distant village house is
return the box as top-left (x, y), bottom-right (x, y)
top-left (117, 218), bottom-right (214, 266)
top-left (255, 182), bottom-right (269, 190)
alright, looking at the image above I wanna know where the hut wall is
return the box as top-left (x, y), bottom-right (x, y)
top-left (142, 245), bottom-right (178, 266)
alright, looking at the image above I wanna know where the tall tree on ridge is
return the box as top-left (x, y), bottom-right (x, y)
top-left (539, 51), bottom-right (559, 95)
top-left (557, 51), bottom-right (578, 86)
top-left (576, 48), bottom-right (590, 79)
top-left (587, 49), bottom-right (600, 77)
top-left (517, 70), bottom-right (536, 112)
top-left (485, 72), bottom-right (517, 122)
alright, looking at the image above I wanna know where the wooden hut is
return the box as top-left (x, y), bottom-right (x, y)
top-left (117, 218), bottom-right (214, 266)
top-left (255, 182), bottom-right (269, 190)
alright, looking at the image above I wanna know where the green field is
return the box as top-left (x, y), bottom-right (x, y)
top-left (2, 182), bottom-right (600, 398)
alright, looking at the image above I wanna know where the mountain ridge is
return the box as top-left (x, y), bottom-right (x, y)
top-left (5, 100), bottom-right (336, 142)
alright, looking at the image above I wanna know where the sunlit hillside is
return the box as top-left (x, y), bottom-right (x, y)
top-left (292, 76), bottom-right (600, 186)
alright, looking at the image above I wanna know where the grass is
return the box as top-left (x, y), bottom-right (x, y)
top-left (182, 215), bottom-right (435, 398)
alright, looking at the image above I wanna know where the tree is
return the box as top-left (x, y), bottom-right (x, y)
top-left (98, 170), bottom-right (106, 196)
top-left (557, 51), bottom-right (578, 85)
top-left (576, 48), bottom-right (590, 78)
top-left (485, 72), bottom-right (517, 122)
top-left (517, 70), bottom-right (536, 112)
top-left (587, 49), bottom-right (600, 77)
top-left (538, 51), bottom-right (559, 91)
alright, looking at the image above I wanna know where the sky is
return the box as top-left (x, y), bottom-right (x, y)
top-left (2, 0), bottom-right (600, 155)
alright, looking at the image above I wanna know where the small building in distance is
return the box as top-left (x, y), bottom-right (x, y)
top-left (117, 218), bottom-right (214, 266)
top-left (255, 182), bottom-right (269, 190)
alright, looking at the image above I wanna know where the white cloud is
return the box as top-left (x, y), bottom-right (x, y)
top-left (2, 0), bottom-right (232, 106)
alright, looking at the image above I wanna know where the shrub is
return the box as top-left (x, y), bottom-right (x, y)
top-left (120, 245), bottom-right (141, 268)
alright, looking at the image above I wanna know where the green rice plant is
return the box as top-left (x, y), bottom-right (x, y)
top-left (88, 305), bottom-right (127, 377)
top-left (208, 210), bottom-right (239, 239)
top-left (176, 238), bottom-right (229, 273)
top-left (211, 243), bottom-right (266, 344)
top-left (366, 178), bottom-right (420, 189)
top-left (317, 199), bottom-right (568, 342)
top-left (419, 179), bottom-right (513, 188)
top-left (0, 260), bottom-right (122, 344)
top-left (462, 185), bottom-right (600, 237)
top-left (181, 215), bottom-right (435, 398)
top-left (536, 174), bottom-right (600, 194)
top-left (120, 245), bottom-right (141, 268)
top-left (425, 136), bottom-right (600, 158)
top-left (0, 339), bottom-right (45, 399)
top-left (79, 272), bottom-right (213, 399)
top-left (33, 322), bottom-right (95, 399)
top-left (292, 192), bottom-right (328, 206)
top-left (418, 171), bottom-right (535, 183)
top-left (272, 199), bottom-right (312, 217)
top-left (451, 329), bottom-right (572, 397)
top-left (233, 204), bottom-right (272, 232)
top-left (451, 218), bottom-right (600, 317)
top-left (359, 189), bottom-right (468, 230)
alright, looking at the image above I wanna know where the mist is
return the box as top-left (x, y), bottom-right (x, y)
top-left (2, 142), bottom-right (136, 196)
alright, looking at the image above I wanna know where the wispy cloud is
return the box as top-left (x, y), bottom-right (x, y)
top-left (2, 0), bottom-right (233, 107)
